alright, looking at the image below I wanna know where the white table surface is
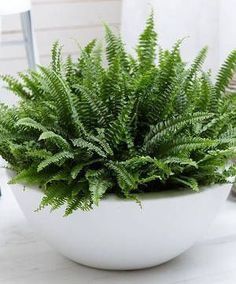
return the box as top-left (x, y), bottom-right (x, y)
top-left (1, 182), bottom-right (236, 284)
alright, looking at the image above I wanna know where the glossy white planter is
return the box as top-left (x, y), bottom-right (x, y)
top-left (4, 169), bottom-right (231, 270)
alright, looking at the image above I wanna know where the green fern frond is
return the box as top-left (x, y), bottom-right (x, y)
top-left (172, 176), bottom-right (199, 191)
top-left (27, 149), bottom-right (52, 160)
top-left (86, 169), bottom-right (113, 206)
top-left (218, 127), bottom-right (236, 145)
top-left (72, 138), bottom-right (107, 158)
top-left (51, 41), bottom-right (63, 74)
top-left (215, 50), bottom-right (236, 96)
top-left (74, 84), bottom-right (109, 126)
top-left (136, 12), bottom-right (157, 70)
top-left (39, 67), bottom-right (77, 122)
top-left (10, 167), bottom-right (51, 186)
top-left (19, 71), bottom-right (44, 99)
top-left (185, 47), bottom-right (208, 88)
top-left (107, 162), bottom-right (138, 194)
top-left (163, 157), bottom-right (198, 169)
top-left (39, 182), bottom-right (70, 211)
top-left (1, 14), bottom-right (236, 215)
top-left (71, 163), bottom-right (84, 180)
top-left (1, 75), bottom-right (30, 99)
top-left (16, 118), bottom-right (47, 132)
top-left (144, 112), bottom-right (213, 151)
top-left (165, 137), bottom-right (218, 155)
top-left (104, 25), bottom-right (128, 69)
top-left (37, 151), bottom-right (74, 172)
top-left (39, 131), bottom-right (71, 151)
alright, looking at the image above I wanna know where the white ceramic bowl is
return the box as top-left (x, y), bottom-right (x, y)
top-left (4, 169), bottom-right (231, 270)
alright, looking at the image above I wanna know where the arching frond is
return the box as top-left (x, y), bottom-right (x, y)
top-left (37, 151), bottom-right (74, 172)
top-left (1, 14), bottom-right (236, 215)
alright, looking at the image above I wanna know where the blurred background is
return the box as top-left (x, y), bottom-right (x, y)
top-left (1, 0), bottom-right (236, 73)
top-left (1, 0), bottom-right (236, 103)
top-left (0, 0), bottom-right (121, 75)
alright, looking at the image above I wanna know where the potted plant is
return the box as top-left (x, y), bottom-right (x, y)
top-left (1, 15), bottom-right (236, 270)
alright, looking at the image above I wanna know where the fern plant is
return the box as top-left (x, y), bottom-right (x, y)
top-left (1, 14), bottom-right (236, 215)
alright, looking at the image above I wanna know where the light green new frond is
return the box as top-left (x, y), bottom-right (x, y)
top-left (104, 25), bottom-right (127, 68)
top-left (136, 12), bottom-right (157, 70)
top-left (1, 75), bottom-right (30, 100)
top-left (39, 131), bottom-right (71, 151)
top-left (165, 137), bottom-right (218, 155)
top-left (157, 40), bottom-right (183, 96)
top-left (16, 118), bottom-right (47, 132)
top-left (51, 41), bottom-right (63, 74)
top-left (107, 95), bottom-right (136, 149)
top-left (64, 55), bottom-right (76, 84)
top-left (186, 47), bottom-right (208, 87)
top-left (172, 176), bottom-right (199, 191)
top-left (156, 63), bottom-right (186, 118)
top-left (163, 157), bottom-right (198, 169)
top-left (10, 167), bottom-right (51, 186)
top-left (77, 39), bottom-right (97, 72)
top-left (86, 170), bottom-right (112, 206)
top-left (83, 39), bottom-right (97, 55)
top-left (196, 72), bottom-right (213, 111)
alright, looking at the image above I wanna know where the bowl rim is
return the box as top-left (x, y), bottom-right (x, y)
top-left (4, 168), bottom-right (232, 203)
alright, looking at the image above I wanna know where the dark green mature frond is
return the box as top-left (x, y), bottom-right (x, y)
top-left (37, 151), bottom-right (74, 172)
top-left (16, 118), bottom-right (47, 132)
top-left (1, 14), bottom-right (236, 215)
top-left (72, 138), bottom-right (107, 158)
top-left (165, 137), bottom-right (217, 155)
top-left (39, 67), bottom-right (76, 120)
top-left (144, 112), bottom-right (213, 152)
top-left (107, 162), bottom-right (138, 195)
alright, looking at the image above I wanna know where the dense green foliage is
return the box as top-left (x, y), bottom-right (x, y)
top-left (1, 15), bottom-right (236, 215)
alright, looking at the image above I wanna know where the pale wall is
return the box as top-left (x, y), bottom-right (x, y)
top-left (0, 0), bottom-right (122, 75)
top-left (121, 0), bottom-right (236, 75)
